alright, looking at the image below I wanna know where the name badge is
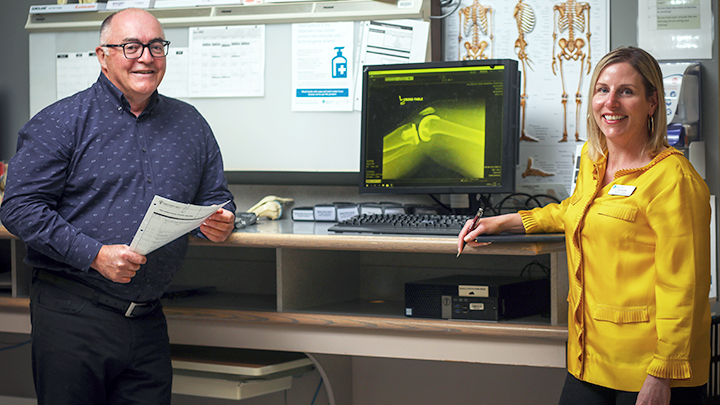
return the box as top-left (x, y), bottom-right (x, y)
top-left (608, 184), bottom-right (636, 196)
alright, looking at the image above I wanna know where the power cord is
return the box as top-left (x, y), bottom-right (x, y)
top-left (494, 192), bottom-right (561, 213)
top-left (519, 260), bottom-right (551, 278)
top-left (519, 260), bottom-right (552, 318)
top-left (311, 377), bottom-right (324, 405)
top-left (428, 194), bottom-right (452, 214)
top-left (425, 192), bottom-right (560, 216)
top-left (0, 339), bottom-right (31, 352)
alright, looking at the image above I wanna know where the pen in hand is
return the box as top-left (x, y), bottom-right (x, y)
top-left (457, 207), bottom-right (484, 257)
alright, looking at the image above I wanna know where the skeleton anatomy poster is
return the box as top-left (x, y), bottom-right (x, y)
top-left (443, 0), bottom-right (609, 198)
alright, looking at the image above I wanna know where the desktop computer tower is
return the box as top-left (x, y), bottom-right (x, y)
top-left (404, 275), bottom-right (550, 321)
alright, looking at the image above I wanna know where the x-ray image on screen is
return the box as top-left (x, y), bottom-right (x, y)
top-left (360, 60), bottom-right (519, 195)
top-left (382, 102), bottom-right (486, 180)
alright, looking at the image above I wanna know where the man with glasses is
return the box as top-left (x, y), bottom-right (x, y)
top-left (0, 8), bottom-right (235, 404)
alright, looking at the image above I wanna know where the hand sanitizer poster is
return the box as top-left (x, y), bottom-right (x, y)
top-left (291, 22), bottom-right (354, 111)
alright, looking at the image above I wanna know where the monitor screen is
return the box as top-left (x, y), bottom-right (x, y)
top-left (359, 59), bottom-right (520, 195)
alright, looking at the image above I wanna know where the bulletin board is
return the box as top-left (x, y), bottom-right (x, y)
top-left (26, 3), bottom-right (431, 184)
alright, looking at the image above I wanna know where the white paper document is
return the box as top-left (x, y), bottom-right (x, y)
top-left (129, 196), bottom-right (230, 255)
top-left (56, 51), bottom-right (100, 100)
top-left (189, 25), bottom-right (266, 98)
top-left (353, 19), bottom-right (430, 110)
top-left (638, 0), bottom-right (713, 60)
top-left (158, 47), bottom-right (190, 98)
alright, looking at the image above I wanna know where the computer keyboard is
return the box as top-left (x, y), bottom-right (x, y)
top-left (328, 213), bottom-right (472, 236)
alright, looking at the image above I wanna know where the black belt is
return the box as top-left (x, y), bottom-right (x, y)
top-left (35, 269), bottom-right (160, 318)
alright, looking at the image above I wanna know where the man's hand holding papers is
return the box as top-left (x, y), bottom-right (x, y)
top-left (129, 195), bottom-right (231, 255)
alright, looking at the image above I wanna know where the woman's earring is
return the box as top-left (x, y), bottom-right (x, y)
top-left (648, 115), bottom-right (654, 135)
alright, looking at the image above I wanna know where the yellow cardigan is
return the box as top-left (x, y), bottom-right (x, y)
top-left (521, 145), bottom-right (711, 392)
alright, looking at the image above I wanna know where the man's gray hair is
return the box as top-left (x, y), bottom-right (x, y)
top-left (99, 11), bottom-right (118, 45)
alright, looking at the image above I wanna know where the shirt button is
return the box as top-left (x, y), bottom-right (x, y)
top-left (147, 177), bottom-right (152, 183)
top-left (142, 148), bottom-right (147, 152)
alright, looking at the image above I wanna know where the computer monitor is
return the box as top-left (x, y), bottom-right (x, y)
top-left (359, 59), bottom-right (520, 196)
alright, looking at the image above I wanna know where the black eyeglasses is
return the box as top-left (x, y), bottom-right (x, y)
top-left (102, 40), bottom-right (171, 60)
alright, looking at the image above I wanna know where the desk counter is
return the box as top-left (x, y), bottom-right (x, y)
top-left (0, 221), bottom-right (568, 369)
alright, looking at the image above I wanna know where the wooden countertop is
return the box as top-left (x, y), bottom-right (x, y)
top-left (2, 221), bottom-right (565, 255)
top-left (0, 296), bottom-right (567, 340)
top-left (0, 221), bottom-right (568, 341)
top-left (0, 226), bottom-right (16, 240)
top-left (162, 219), bottom-right (566, 255)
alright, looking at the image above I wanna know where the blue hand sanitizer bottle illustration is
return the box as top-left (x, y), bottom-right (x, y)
top-left (332, 47), bottom-right (348, 79)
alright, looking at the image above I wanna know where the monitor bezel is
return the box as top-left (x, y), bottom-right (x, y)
top-left (358, 59), bottom-right (520, 196)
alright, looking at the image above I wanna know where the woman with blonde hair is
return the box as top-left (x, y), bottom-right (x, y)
top-left (458, 46), bottom-right (710, 404)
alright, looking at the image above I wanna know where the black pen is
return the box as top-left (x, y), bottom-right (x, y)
top-left (457, 207), bottom-right (484, 257)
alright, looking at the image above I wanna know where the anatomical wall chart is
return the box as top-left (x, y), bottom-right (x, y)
top-left (444, 0), bottom-right (609, 198)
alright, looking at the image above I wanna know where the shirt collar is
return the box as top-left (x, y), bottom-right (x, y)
top-left (594, 146), bottom-right (682, 176)
top-left (98, 72), bottom-right (160, 116)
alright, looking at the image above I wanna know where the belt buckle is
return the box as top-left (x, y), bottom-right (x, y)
top-left (125, 302), bottom-right (146, 318)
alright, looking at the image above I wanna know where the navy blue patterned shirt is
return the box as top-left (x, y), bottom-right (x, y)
top-left (0, 73), bottom-right (235, 302)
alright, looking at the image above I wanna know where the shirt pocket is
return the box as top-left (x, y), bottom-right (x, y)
top-left (597, 203), bottom-right (638, 222)
top-left (592, 303), bottom-right (649, 324)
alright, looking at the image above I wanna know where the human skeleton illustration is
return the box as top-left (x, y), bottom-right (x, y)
top-left (458, 0), bottom-right (493, 60)
top-left (514, 0), bottom-right (536, 141)
top-left (552, 0), bottom-right (591, 142)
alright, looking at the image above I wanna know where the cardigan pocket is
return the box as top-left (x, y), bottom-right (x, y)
top-left (593, 303), bottom-right (649, 324)
top-left (597, 203), bottom-right (638, 222)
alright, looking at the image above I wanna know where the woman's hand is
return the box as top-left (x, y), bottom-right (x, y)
top-left (457, 213), bottom-right (525, 254)
top-left (635, 375), bottom-right (670, 405)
